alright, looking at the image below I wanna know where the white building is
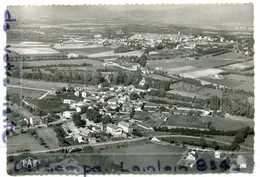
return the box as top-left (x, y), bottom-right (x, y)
top-left (118, 121), bottom-right (133, 133)
top-left (214, 151), bottom-right (221, 159)
top-left (107, 99), bottom-right (117, 105)
top-left (82, 91), bottom-right (87, 98)
top-left (76, 107), bottom-right (81, 113)
top-left (106, 124), bottom-right (122, 136)
top-left (63, 99), bottom-right (74, 104)
top-left (63, 111), bottom-right (74, 118)
top-left (74, 90), bottom-right (80, 96)
top-left (237, 155), bottom-right (247, 168)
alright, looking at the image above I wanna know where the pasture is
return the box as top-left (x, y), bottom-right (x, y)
top-left (9, 77), bottom-right (68, 90)
top-left (200, 116), bottom-right (254, 131)
top-left (7, 133), bottom-right (47, 154)
top-left (7, 87), bottom-right (47, 99)
top-left (147, 57), bottom-right (238, 78)
top-left (36, 127), bottom-right (60, 149)
top-left (21, 58), bottom-right (103, 67)
top-left (101, 140), bottom-right (186, 154)
top-left (11, 41), bottom-right (60, 55)
top-left (166, 90), bottom-right (209, 99)
top-left (170, 81), bottom-right (223, 97)
top-left (59, 46), bottom-right (115, 56)
top-left (165, 115), bottom-right (207, 129)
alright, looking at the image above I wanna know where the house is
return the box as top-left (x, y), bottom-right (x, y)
top-left (88, 137), bottom-right (97, 144)
top-left (63, 99), bottom-right (75, 104)
top-left (214, 151), bottom-right (221, 159)
top-left (186, 151), bottom-right (196, 161)
top-left (121, 105), bottom-right (132, 112)
top-left (82, 91), bottom-right (87, 98)
top-left (139, 78), bottom-right (146, 86)
top-left (29, 116), bottom-right (42, 126)
top-left (107, 99), bottom-right (117, 105)
top-left (134, 106), bottom-right (142, 111)
top-left (71, 102), bottom-right (84, 108)
top-left (63, 111), bottom-right (75, 119)
top-left (104, 111), bottom-right (113, 116)
top-left (109, 87), bottom-right (115, 91)
top-left (78, 127), bottom-right (91, 137)
top-left (132, 64), bottom-right (140, 70)
top-left (106, 123), bottom-right (122, 136)
top-left (76, 107), bottom-right (81, 113)
top-left (74, 90), bottom-right (80, 96)
top-left (151, 136), bottom-right (161, 142)
top-left (136, 122), bottom-right (153, 131)
top-left (96, 122), bottom-right (104, 131)
top-left (118, 121), bottom-right (133, 133)
top-left (92, 126), bottom-right (102, 133)
top-left (237, 155), bottom-right (247, 168)
top-left (107, 104), bottom-right (117, 110)
top-left (77, 136), bottom-right (85, 143)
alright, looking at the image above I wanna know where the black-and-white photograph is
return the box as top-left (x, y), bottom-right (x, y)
top-left (4, 3), bottom-right (255, 175)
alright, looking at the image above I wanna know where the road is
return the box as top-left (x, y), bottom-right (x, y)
top-left (155, 135), bottom-right (253, 151)
top-left (7, 137), bottom-right (146, 156)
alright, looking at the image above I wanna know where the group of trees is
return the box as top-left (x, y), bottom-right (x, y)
top-left (72, 113), bottom-right (86, 128)
top-left (22, 70), bottom-right (105, 85)
top-left (155, 126), bottom-right (253, 151)
top-left (53, 126), bottom-right (71, 147)
top-left (85, 109), bottom-right (113, 124)
top-left (143, 77), bottom-right (171, 91)
top-left (118, 54), bottom-right (148, 67)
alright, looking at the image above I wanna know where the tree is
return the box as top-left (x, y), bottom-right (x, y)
top-left (130, 106), bottom-right (135, 118)
top-left (72, 114), bottom-right (86, 128)
top-left (102, 116), bottom-right (113, 124)
top-left (81, 146), bottom-right (94, 153)
top-left (130, 92), bottom-right (139, 100)
top-left (211, 141), bottom-right (219, 150)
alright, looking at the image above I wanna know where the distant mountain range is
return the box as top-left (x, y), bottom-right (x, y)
top-left (8, 4), bottom-right (253, 31)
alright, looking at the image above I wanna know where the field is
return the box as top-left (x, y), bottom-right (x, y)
top-left (170, 81), bottom-right (223, 97)
top-left (220, 60), bottom-right (254, 70)
top-left (201, 74), bottom-right (254, 92)
top-left (9, 77), bottom-right (68, 90)
top-left (36, 127), bottom-right (60, 149)
top-left (11, 41), bottom-right (60, 55)
top-left (165, 115), bottom-right (207, 129)
top-left (21, 58), bottom-right (103, 67)
top-left (240, 135), bottom-right (254, 148)
top-left (147, 52), bottom-right (246, 79)
top-left (7, 87), bottom-right (47, 99)
top-left (27, 98), bottom-right (67, 113)
top-left (7, 133), bottom-right (47, 154)
top-left (88, 50), bottom-right (143, 58)
top-left (59, 46), bottom-right (115, 56)
top-left (209, 135), bottom-right (235, 144)
top-left (100, 140), bottom-right (186, 154)
top-left (200, 116), bottom-right (254, 131)
top-left (166, 90), bottom-right (209, 99)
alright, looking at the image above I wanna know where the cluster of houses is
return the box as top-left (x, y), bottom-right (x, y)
top-left (61, 112), bottom-right (133, 143)
top-left (61, 85), bottom-right (148, 119)
top-left (214, 151), bottom-right (248, 172)
top-left (55, 85), bottom-right (153, 143)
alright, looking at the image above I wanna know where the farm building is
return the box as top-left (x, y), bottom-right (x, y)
top-left (106, 123), bottom-right (122, 136)
top-left (118, 121), bottom-right (133, 133)
top-left (237, 155), bottom-right (247, 168)
top-left (63, 111), bottom-right (75, 118)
